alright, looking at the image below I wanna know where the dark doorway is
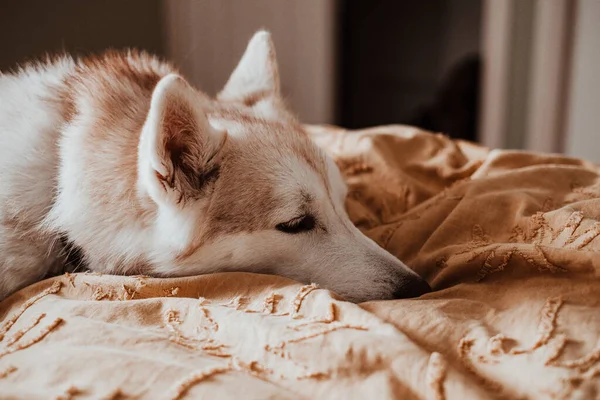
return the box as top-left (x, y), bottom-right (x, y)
top-left (337, 0), bottom-right (482, 142)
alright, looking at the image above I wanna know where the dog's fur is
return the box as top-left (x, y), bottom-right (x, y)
top-left (0, 31), bottom-right (430, 302)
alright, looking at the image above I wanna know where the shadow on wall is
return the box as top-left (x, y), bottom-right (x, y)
top-left (337, 0), bottom-right (482, 142)
top-left (407, 55), bottom-right (480, 143)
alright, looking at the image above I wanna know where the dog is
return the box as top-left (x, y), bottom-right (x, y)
top-left (0, 31), bottom-right (430, 302)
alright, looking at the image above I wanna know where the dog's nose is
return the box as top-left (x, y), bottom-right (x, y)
top-left (393, 276), bottom-right (431, 299)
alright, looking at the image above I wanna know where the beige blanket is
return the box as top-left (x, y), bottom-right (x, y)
top-left (1, 125), bottom-right (599, 400)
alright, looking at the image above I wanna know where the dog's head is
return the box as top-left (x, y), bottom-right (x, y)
top-left (137, 31), bottom-right (430, 302)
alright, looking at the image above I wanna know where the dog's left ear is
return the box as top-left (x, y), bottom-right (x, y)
top-left (218, 31), bottom-right (281, 108)
top-left (139, 74), bottom-right (226, 206)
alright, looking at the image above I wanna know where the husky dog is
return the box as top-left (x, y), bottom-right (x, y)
top-left (0, 31), bottom-right (430, 302)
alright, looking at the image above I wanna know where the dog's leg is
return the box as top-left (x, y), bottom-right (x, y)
top-left (0, 223), bottom-right (63, 301)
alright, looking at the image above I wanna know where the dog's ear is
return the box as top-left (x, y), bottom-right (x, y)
top-left (218, 30), bottom-right (280, 107)
top-left (139, 74), bottom-right (226, 206)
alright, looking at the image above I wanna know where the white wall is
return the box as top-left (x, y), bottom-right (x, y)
top-left (565, 0), bottom-right (600, 162)
top-left (162, 0), bottom-right (336, 124)
top-left (479, 0), bottom-right (576, 152)
top-left (479, 0), bottom-right (513, 149)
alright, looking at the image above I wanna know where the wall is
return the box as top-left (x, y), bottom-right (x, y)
top-left (163, 0), bottom-right (337, 124)
top-left (565, 0), bottom-right (600, 162)
top-left (0, 0), bottom-right (165, 70)
top-left (480, 0), bottom-right (573, 151)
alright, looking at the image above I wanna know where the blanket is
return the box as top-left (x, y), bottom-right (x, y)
top-left (0, 125), bottom-right (599, 400)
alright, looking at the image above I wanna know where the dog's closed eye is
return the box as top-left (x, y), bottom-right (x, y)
top-left (276, 215), bottom-right (316, 234)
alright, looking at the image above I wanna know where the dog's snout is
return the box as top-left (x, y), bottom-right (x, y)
top-left (393, 275), bottom-right (431, 299)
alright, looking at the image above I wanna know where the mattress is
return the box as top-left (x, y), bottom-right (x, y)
top-left (0, 124), bottom-right (599, 399)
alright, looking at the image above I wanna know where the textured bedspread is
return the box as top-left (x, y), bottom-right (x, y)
top-left (1, 125), bottom-right (599, 399)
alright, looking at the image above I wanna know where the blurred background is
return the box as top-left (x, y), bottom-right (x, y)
top-left (1, 0), bottom-right (598, 160)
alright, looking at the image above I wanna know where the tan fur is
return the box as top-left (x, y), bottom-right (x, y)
top-left (59, 50), bottom-right (168, 221)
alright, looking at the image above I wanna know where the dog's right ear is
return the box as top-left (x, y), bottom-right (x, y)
top-left (138, 74), bottom-right (227, 206)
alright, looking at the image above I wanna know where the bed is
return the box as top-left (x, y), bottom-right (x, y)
top-left (0, 124), bottom-right (599, 399)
